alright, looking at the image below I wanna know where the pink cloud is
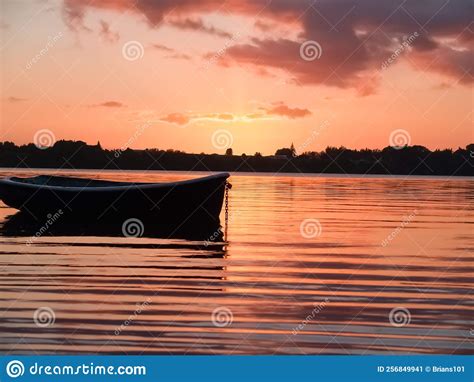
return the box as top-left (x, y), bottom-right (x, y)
top-left (263, 103), bottom-right (311, 119)
top-left (161, 113), bottom-right (190, 125)
top-left (159, 103), bottom-right (310, 126)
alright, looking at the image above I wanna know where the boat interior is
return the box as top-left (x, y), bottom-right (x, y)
top-left (9, 175), bottom-right (141, 187)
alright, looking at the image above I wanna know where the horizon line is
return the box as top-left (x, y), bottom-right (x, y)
top-left (2, 139), bottom-right (473, 156)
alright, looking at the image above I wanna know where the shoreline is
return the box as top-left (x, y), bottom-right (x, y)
top-left (0, 167), bottom-right (472, 180)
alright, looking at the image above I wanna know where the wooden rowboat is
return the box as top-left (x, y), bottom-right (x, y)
top-left (0, 173), bottom-right (231, 229)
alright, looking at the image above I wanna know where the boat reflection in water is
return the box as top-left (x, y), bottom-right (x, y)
top-left (0, 210), bottom-right (227, 250)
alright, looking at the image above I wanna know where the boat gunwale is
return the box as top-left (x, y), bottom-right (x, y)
top-left (0, 172), bottom-right (230, 192)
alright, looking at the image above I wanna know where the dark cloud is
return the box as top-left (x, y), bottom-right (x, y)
top-left (7, 97), bottom-right (28, 103)
top-left (410, 46), bottom-right (473, 84)
top-left (150, 43), bottom-right (174, 52)
top-left (90, 101), bottom-right (125, 108)
top-left (254, 20), bottom-right (272, 32)
top-left (168, 53), bottom-right (192, 60)
top-left (62, 0), bottom-right (473, 92)
top-left (410, 34), bottom-right (439, 52)
top-left (168, 18), bottom-right (232, 38)
top-left (150, 43), bottom-right (192, 60)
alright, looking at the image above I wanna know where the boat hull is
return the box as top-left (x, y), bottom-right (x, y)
top-left (0, 174), bottom-right (230, 229)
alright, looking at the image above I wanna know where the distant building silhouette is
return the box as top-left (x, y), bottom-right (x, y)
top-left (275, 143), bottom-right (296, 158)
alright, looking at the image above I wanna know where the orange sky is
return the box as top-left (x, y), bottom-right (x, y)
top-left (0, 0), bottom-right (472, 155)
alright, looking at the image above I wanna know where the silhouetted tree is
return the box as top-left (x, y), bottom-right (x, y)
top-left (0, 140), bottom-right (471, 176)
top-left (275, 143), bottom-right (296, 157)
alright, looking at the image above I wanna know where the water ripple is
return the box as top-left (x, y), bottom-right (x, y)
top-left (0, 170), bottom-right (472, 354)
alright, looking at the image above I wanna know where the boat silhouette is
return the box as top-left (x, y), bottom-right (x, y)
top-left (0, 173), bottom-right (230, 234)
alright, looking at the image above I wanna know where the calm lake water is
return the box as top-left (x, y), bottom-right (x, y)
top-left (0, 169), bottom-right (472, 355)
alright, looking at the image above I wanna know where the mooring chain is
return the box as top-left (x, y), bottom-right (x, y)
top-left (224, 181), bottom-right (231, 241)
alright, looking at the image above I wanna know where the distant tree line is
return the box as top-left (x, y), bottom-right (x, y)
top-left (0, 140), bottom-right (472, 176)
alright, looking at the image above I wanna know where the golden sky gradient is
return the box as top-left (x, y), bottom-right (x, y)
top-left (1, 0), bottom-right (472, 154)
